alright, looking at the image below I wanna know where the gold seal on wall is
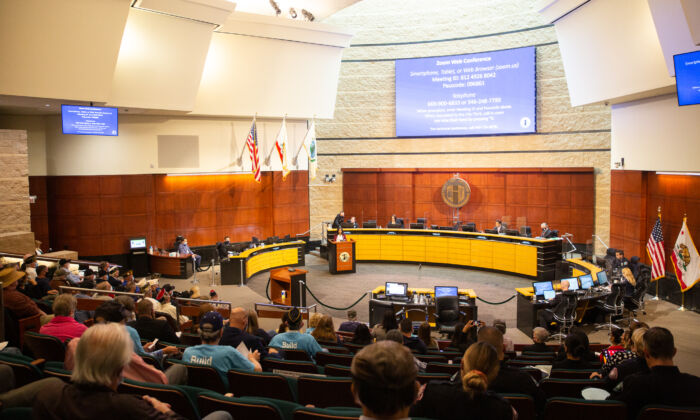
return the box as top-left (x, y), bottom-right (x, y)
top-left (339, 252), bottom-right (350, 262)
top-left (441, 176), bottom-right (471, 208)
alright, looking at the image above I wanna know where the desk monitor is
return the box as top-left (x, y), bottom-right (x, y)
top-left (416, 218), bottom-right (427, 224)
top-left (462, 225), bottom-right (476, 232)
top-left (434, 286), bottom-right (458, 298)
top-left (596, 271), bottom-right (608, 285)
top-left (129, 237), bottom-right (146, 249)
top-left (387, 223), bottom-right (402, 229)
top-left (410, 223), bottom-right (424, 229)
top-left (385, 281), bottom-right (408, 298)
top-left (520, 226), bottom-right (532, 237)
top-left (340, 222), bottom-right (354, 229)
top-left (561, 277), bottom-right (579, 291)
top-left (543, 290), bottom-right (556, 300)
top-left (505, 229), bottom-right (520, 236)
top-left (579, 274), bottom-right (594, 290)
top-left (484, 229), bottom-right (498, 234)
top-left (362, 222), bottom-right (377, 228)
top-left (533, 281), bottom-right (553, 296)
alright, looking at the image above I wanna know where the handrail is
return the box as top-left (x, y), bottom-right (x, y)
top-left (58, 286), bottom-right (144, 297)
top-left (173, 296), bottom-right (232, 310)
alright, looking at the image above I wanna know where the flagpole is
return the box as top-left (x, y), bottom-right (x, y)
top-left (237, 115), bottom-right (256, 166)
top-left (678, 213), bottom-right (688, 311)
top-left (652, 206), bottom-right (661, 301)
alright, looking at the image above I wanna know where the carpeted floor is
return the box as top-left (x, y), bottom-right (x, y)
top-left (160, 254), bottom-right (700, 376)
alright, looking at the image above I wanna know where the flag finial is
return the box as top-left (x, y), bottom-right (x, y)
top-left (658, 206), bottom-right (661, 219)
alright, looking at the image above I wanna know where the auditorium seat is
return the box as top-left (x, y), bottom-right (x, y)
top-left (507, 360), bottom-right (549, 368)
top-left (179, 333), bottom-right (202, 347)
top-left (23, 331), bottom-right (65, 362)
top-left (42, 364), bottom-right (72, 382)
top-left (415, 354), bottom-right (448, 364)
top-left (637, 405), bottom-right (700, 420)
top-left (315, 352), bottom-right (354, 367)
top-left (118, 379), bottom-right (200, 420)
top-left (292, 406), bottom-right (362, 420)
top-left (197, 392), bottom-right (287, 420)
top-left (516, 354), bottom-right (554, 364)
top-left (320, 345), bottom-right (350, 354)
top-left (284, 349), bottom-right (313, 362)
top-left (498, 394), bottom-right (536, 420)
top-left (0, 407), bottom-right (32, 420)
top-left (227, 368), bottom-right (297, 402)
top-left (342, 342), bottom-right (365, 353)
top-left (416, 372), bottom-right (451, 384)
top-left (262, 358), bottom-right (321, 374)
top-left (549, 369), bottom-right (598, 380)
top-left (324, 364), bottom-right (352, 377)
top-left (297, 376), bottom-right (357, 408)
top-left (543, 397), bottom-right (626, 420)
top-left (539, 378), bottom-right (606, 399)
top-left (141, 353), bottom-right (163, 370)
top-left (168, 360), bottom-right (227, 394)
top-left (425, 362), bottom-right (460, 375)
top-left (0, 353), bottom-right (44, 387)
top-left (519, 367), bottom-right (545, 383)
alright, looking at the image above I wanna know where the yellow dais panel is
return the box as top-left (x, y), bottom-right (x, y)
top-left (470, 240), bottom-right (493, 269)
top-left (403, 236), bottom-right (426, 262)
top-left (352, 235), bottom-right (381, 260)
top-left (515, 245), bottom-right (538, 277)
top-left (246, 248), bottom-right (298, 277)
top-left (425, 236), bottom-right (449, 264)
top-left (492, 241), bottom-right (516, 272)
top-left (380, 235), bottom-right (404, 260)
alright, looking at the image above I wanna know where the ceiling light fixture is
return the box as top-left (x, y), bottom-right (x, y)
top-left (289, 7), bottom-right (297, 18)
top-left (301, 9), bottom-right (315, 21)
top-left (269, 0), bottom-right (281, 15)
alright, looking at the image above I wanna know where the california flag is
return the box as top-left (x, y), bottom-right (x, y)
top-left (671, 218), bottom-right (700, 292)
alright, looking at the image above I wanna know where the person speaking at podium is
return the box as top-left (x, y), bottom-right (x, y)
top-left (332, 211), bottom-right (345, 229)
top-left (335, 227), bottom-right (347, 242)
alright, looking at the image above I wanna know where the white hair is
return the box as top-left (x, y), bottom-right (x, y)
top-left (533, 327), bottom-right (550, 343)
top-left (71, 323), bottom-right (132, 387)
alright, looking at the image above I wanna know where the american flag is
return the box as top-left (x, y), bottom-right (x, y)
top-left (246, 120), bottom-right (261, 182)
top-left (646, 217), bottom-right (665, 280)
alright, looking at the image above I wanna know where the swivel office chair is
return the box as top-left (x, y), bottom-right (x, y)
top-left (595, 283), bottom-right (624, 332)
top-left (548, 292), bottom-right (578, 343)
top-left (622, 266), bottom-right (649, 324)
top-left (435, 295), bottom-right (464, 335)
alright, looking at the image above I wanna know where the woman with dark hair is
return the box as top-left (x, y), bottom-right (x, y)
top-left (372, 311), bottom-right (399, 341)
top-left (448, 320), bottom-right (479, 354)
top-left (553, 333), bottom-right (595, 369)
top-left (418, 322), bottom-right (438, 350)
top-left (599, 328), bottom-right (634, 375)
top-left (411, 341), bottom-right (514, 420)
top-left (247, 310), bottom-right (271, 345)
top-left (352, 324), bottom-right (373, 346)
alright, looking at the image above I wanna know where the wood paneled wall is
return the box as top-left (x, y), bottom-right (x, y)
top-left (342, 168), bottom-right (595, 242)
top-left (29, 171), bottom-right (309, 256)
top-left (611, 170), bottom-right (700, 267)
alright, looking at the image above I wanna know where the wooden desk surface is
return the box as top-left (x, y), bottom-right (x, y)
top-left (229, 240), bottom-right (306, 259)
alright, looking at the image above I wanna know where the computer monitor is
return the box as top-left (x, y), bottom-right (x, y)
top-left (362, 222), bottom-right (377, 228)
top-left (533, 281), bottom-right (553, 296)
top-left (409, 223), bottom-right (424, 229)
top-left (462, 225), bottom-right (476, 232)
top-left (484, 229), bottom-right (497, 234)
top-left (416, 218), bottom-right (427, 224)
top-left (340, 222), bottom-right (354, 229)
top-left (385, 282), bottom-right (408, 298)
top-left (129, 237), bottom-right (146, 249)
top-left (505, 229), bottom-right (520, 236)
top-left (579, 274), bottom-right (594, 290)
top-left (543, 290), bottom-right (556, 300)
top-left (520, 226), bottom-right (532, 237)
top-left (562, 277), bottom-right (579, 291)
top-left (434, 286), bottom-right (458, 298)
top-left (387, 223), bottom-right (402, 229)
top-left (596, 271), bottom-right (608, 285)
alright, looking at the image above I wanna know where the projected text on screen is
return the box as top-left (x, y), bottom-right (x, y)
top-left (396, 46), bottom-right (536, 137)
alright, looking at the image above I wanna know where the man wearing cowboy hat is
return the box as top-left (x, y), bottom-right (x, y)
top-left (1, 266), bottom-right (47, 321)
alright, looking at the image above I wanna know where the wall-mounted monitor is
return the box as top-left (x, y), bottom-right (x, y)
top-left (129, 237), bottom-right (146, 249)
top-left (395, 46), bottom-right (536, 137)
top-left (435, 286), bottom-right (458, 298)
top-left (61, 105), bottom-right (118, 136)
top-left (674, 50), bottom-right (700, 106)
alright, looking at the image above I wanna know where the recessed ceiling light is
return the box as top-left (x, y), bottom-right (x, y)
top-left (44, 104), bottom-right (51, 107)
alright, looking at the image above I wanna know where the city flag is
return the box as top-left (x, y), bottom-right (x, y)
top-left (646, 217), bottom-right (665, 281)
top-left (245, 119), bottom-right (261, 182)
top-left (671, 218), bottom-right (700, 292)
top-left (302, 121), bottom-right (317, 180)
top-left (274, 117), bottom-right (290, 179)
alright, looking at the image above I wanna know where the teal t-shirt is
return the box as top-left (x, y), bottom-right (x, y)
top-left (269, 330), bottom-right (323, 360)
top-left (183, 344), bottom-right (255, 387)
top-left (126, 325), bottom-right (144, 355)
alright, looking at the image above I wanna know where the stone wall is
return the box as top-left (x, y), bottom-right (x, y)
top-left (313, 0), bottom-right (611, 252)
top-left (0, 129), bottom-right (34, 254)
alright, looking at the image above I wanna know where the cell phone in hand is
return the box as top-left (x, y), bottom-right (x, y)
top-left (149, 338), bottom-right (159, 350)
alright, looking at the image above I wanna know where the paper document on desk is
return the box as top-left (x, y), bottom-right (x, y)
top-left (534, 364), bottom-right (551, 377)
top-left (236, 342), bottom-right (250, 357)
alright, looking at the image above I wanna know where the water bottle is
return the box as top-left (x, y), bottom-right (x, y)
top-left (149, 245), bottom-right (153, 254)
top-left (281, 290), bottom-right (286, 301)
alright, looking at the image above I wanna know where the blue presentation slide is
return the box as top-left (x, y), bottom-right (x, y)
top-left (395, 46), bottom-right (536, 137)
top-left (62, 105), bottom-right (119, 136)
top-left (674, 50), bottom-right (700, 106)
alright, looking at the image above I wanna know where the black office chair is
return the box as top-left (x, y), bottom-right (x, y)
top-left (435, 295), bottom-right (463, 335)
top-left (417, 218), bottom-right (427, 225)
top-left (622, 267), bottom-right (649, 324)
top-left (595, 283), bottom-right (624, 332)
top-left (547, 292), bottom-right (578, 343)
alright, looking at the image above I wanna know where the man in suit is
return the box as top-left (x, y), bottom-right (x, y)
top-left (128, 299), bottom-right (180, 344)
top-left (217, 236), bottom-right (231, 260)
top-left (332, 211), bottom-right (345, 229)
top-left (178, 237), bottom-right (202, 271)
top-left (611, 327), bottom-right (700, 419)
top-left (494, 219), bottom-right (507, 234)
top-left (349, 216), bottom-right (358, 228)
top-left (540, 222), bottom-right (557, 238)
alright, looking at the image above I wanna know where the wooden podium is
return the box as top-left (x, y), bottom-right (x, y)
top-left (269, 267), bottom-right (308, 307)
top-left (329, 239), bottom-right (356, 274)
